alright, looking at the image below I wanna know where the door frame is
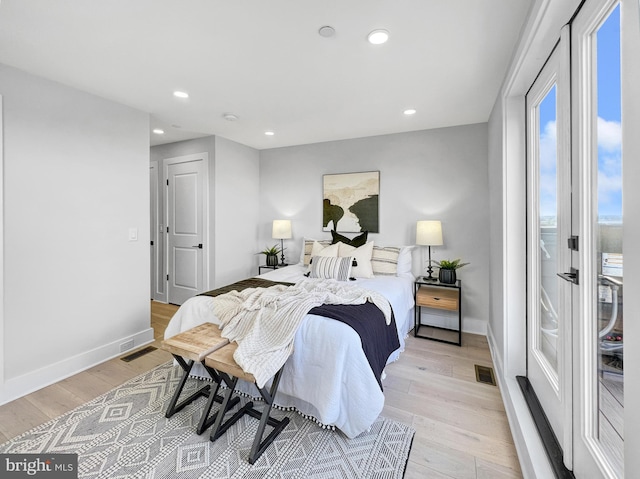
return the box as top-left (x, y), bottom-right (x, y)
top-left (160, 153), bottom-right (210, 303)
top-left (571, 0), bottom-right (624, 476)
top-left (0, 94), bottom-right (5, 390)
top-left (150, 160), bottom-right (161, 301)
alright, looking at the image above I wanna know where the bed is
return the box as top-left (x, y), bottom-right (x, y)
top-left (164, 244), bottom-right (415, 438)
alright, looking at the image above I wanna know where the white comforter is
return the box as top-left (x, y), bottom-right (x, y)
top-left (164, 264), bottom-right (415, 438)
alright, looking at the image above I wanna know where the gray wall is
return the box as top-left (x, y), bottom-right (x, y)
top-left (0, 64), bottom-right (152, 403)
top-left (259, 124), bottom-right (491, 333)
top-left (213, 136), bottom-right (260, 286)
top-left (487, 95), bottom-right (506, 363)
top-left (150, 135), bottom-right (260, 295)
top-left (150, 136), bottom-right (216, 301)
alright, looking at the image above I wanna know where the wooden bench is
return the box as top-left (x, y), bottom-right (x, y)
top-left (160, 323), bottom-right (239, 433)
top-left (202, 341), bottom-right (290, 464)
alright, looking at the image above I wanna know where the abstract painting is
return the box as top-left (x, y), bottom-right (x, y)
top-left (323, 171), bottom-right (379, 233)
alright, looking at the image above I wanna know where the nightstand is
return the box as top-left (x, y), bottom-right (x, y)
top-left (414, 278), bottom-right (462, 346)
top-left (258, 264), bottom-right (287, 274)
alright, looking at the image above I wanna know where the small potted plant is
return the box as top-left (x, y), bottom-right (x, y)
top-left (258, 244), bottom-right (283, 267)
top-left (434, 259), bottom-right (469, 284)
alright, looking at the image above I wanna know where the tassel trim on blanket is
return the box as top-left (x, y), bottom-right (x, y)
top-left (188, 374), bottom-right (337, 432)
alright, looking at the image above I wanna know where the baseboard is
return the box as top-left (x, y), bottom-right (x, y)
top-left (0, 328), bottom-right (154, 406)
top-left (486, 324), bottom-right (555, 479)
top-left (461, 317), bottom-right (487, 335)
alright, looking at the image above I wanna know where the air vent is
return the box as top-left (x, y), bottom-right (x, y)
top-left (475, 365), bottom-right (497, 386)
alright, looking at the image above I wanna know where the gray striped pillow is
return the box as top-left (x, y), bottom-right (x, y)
top-left (371, 246), bottom-right (401, 275)
top-left (309, 256), bottom-right (353, 281)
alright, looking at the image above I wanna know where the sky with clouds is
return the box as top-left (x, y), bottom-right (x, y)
top-left (538, 5), bottom-right (621, 221)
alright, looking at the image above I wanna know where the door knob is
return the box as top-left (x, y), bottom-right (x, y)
top-left (192, 244), bottom-right (203, 249)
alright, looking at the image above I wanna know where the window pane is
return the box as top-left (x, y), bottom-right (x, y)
top-left (539, 85), bottom-right (558, 370)
top-left (595, 4), bottom-right (623, 472)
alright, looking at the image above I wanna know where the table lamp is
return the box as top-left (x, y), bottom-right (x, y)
top-left (416, 220), bottom-right (443, 281)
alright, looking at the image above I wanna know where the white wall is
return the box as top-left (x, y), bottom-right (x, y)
top-left (0, 64), bottom-right (152, 404)
top-left (259, 124), bottom-right (491, 333)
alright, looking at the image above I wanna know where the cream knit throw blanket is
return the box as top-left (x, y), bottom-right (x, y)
top-left (213, 278), bottom-right (392, 388)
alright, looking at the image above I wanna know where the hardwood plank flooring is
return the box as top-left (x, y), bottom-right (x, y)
top-left (0, 300), bottom-right (523, 478)
top-left (384, 333), bottom-right (522, 478)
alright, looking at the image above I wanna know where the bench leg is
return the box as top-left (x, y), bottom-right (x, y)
top-left (209, 374), bottom-right (254, 442)
top-left (165, 356), bottom-right (211, 418)
top-left (247, 367), bottom-right (290, 464)
top-left (205, 366), bottom-right (290, 464)
top-left (196, 366), bottom-right (239, 434)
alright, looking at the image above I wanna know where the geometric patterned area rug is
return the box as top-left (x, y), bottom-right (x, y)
top-left (0, 362), bottom-right (414, 478)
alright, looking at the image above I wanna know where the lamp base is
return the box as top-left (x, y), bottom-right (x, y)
top-left (279, 239), bottom-right (287, 267)
top-left (424, 263), bottom-right (437, 282)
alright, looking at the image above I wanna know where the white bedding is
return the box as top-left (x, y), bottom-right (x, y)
top-left (164, 264), bottom-right (415, 438)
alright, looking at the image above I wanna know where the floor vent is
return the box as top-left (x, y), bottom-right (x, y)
top-left (121, 346), bottom-right (157, 362)
top-left (475, 365), bottom-right (497, 386)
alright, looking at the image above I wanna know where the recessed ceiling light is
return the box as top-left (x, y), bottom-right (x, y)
top-left (153, 128), bottom-right (165, 135)
top-left (173, 91), bottom-right (189, 99)
top-left (318, 25), bottom-right (335, 38)
top-left (265, 131), bottom-right (275, 136)
top-left (404, 109), bottom-right (417, 115)
top-left (223, 113), bottom-right (239, 121)
top-left (367, 29), bottom-right (389, 45)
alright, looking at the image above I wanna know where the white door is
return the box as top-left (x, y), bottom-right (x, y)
top-left (571, 0), bottom-right (625, 476)
top-left (525, 26), bottom-right (573, 468)
top-left (166, 156), bottom-right (206, 305)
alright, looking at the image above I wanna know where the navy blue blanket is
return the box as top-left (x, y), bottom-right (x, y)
top-left (309, 302), bottom-right (400, 390)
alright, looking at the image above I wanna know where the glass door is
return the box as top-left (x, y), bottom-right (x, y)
top-left (526, 26), bottom-right (573, 468)
top-left (571, 0), bottom-right (624, 477)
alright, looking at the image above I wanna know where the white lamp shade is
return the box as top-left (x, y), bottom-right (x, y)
top-left (272, 220), bottom-right (292, 239)
top-left (416, 220), bottom-right (443, 246)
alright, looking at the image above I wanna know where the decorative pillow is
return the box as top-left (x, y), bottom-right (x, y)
top-left (309, 256), bottom-right (353, 281)
top-left (330, 229), bottom-right (368, 247)
top-left (300, 238), bottom-right (331, 266)
top-left (371, 246), bottom-right (402, 275)
top-left (338, 241), bottom-right (374, 278)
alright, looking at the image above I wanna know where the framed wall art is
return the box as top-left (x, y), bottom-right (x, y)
top-left (323, 171), bottom-right (379, 233)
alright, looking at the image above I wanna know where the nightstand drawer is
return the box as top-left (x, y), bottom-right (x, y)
top-left (416, 286), bottom-right (459, 311)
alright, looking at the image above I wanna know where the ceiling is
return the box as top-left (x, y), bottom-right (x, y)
top-left (0, 0), bottom-right (531, 150)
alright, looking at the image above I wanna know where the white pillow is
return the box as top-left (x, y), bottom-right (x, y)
top-left (338, 241), bottom-right (374, 278)
top-left (397, 246), bottom-right (414, 275)
top-left (309, 256), bottom-right (353, 281)
top-left (310, 240), bottom-right (340, 258)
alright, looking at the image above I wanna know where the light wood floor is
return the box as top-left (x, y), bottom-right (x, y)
top-left (0, 301), bottom-right (522, 479)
